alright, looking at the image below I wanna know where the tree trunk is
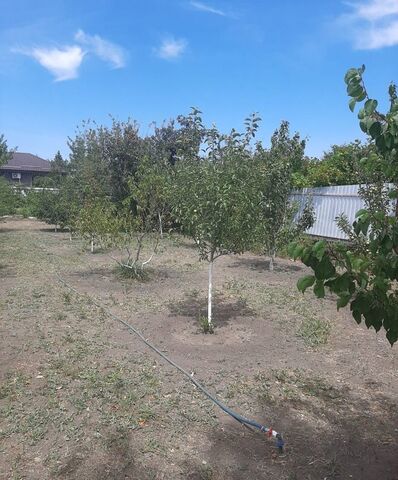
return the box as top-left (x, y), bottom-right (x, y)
top-left (91, 236), bottom-right (94, 254)
top-left (158, 212), bottom-right (163, 238)
top-left (269, 251), bottom-right (275, 271)
top-left (207, 257), bottom-right (214, 331)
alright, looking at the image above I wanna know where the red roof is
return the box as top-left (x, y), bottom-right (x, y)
top-left (0, 152), bottom-right (51, 172)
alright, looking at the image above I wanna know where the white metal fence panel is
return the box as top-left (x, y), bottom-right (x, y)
top-left (290, 184), bottom-right (367, 240)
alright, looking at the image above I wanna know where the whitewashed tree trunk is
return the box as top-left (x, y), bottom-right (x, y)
top-left (158, 212), bottom-right (163, 238)
top-left (91, 236), bottom-right (94, 254)
top-left (207, 257), bottom-right (214, 330)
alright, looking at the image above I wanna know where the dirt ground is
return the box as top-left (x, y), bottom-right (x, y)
top-left (1, 217), bottom-right (397, 480)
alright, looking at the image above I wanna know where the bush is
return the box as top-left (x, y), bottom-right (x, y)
top-left (0, 178), bottom-right (18, 216)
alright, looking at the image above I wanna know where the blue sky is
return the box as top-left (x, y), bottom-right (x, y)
top-left (1, 0), bottom-right (398, 160)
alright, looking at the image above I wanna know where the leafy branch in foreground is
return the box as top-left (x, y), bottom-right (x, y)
top-left (292, 65), bottom-right (398, 345)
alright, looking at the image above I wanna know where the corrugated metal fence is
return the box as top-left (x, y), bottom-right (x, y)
top-left (290, 184), bottom-right (393, 240)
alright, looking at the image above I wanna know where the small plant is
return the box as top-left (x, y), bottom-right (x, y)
top-left (199, 464), bottom-right (214, 480)
top-left (62, 292), bottom-right (71, 304)
top-left (199, 314), bottom-right (214, 334)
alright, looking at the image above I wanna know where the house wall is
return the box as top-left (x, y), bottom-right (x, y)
top-left (0, 170), bottom-right (50, 186)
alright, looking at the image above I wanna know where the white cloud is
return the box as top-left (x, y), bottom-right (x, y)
top-left (356, 19), bottom-right (398, 48)
top-left (17, 45), bottom-right (85, 81)
top-left (353, 0), bottom-right (398, 21)
top-left (155, 38), bottom-right (187, 60)
top-left (341, 0), bottom-right (398, 49)
top-left (190, 1), bottom-right (226, 16)
top-left (12, 30), bottom-right (127, 81)
top-left (74, 29), bottom-right (126, 68)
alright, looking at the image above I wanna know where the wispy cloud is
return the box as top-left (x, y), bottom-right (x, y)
top-left (12, 30), bottom-right (127, 81)
top-left (339, 0), bottom-right (398, 49)
top-left (155, 37), bottom-right (187, 60)
top-left (14, 45), bottom-right (85, 81)
top-left (74, 29), bottom-right (126, 68)
top-left (354, 0), bottom-right (398, 21)
top-left (190, 1), bottom-right (226, 16)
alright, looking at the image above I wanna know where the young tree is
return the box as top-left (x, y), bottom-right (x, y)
top-left (254, 122), bottom-right (314, 270)
top-left (291, 66), bottom-right (398, 345)
top-left (74, 197), bottom-right (115, 252)
top-left (172, 112), bottom-right (260, 331)
top-left (0, 134), bottom-right (12, 167)
top-left (50, 151), bottom-right (68, 186)
top-left (28, 188), bottom-right (72, 232)
top-left (93, 158), bottom-right (168, 276)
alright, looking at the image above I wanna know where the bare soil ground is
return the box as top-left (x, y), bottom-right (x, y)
top-left (1, 217), bottom-right (397, 480)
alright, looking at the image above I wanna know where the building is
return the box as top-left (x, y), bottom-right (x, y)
top-left (0, 152), bottom-right (52, 186)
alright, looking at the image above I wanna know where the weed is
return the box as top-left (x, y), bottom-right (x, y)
top-left (62, 292), bottom-right (71, 304)
top-left (297, 317), bottom-right (331, 347)
top-left (142, 438), bottom-right (162, 454)
top-left (199, 314), bottom-right (214, 334)
top-left (198, 463), bottom-right (214, 480)
top-left (138, 405), bottom-right (155, 421)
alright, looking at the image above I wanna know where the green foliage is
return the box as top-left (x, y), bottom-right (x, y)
top-left (295, 141), bottom-right (377, 188)
top-left (74, 197), bottom-right (115, 252)
top-left (32, 176), bottom-right (57, 188)
top-left (0, 178), bottom-right (17, 215)
top-left (172, 111), bottom-right (259, 262)
top-left (28, 177), bottom-right (79, 231)
top-left (0, 134), bottom-right (12, 167)
top-left (49, 151), bottom-right (68, 186)
top-left (292, 66), bottom-right (398, 345)
top-left (126, 156), bottom-right (172, 236)
top-left (253, 122), bottom-right (315, 267)
top-left (199, 314), bottom-right (214, 334)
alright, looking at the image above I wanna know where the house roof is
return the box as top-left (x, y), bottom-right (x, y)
top-left (0, 152), bottom-right (52, 172)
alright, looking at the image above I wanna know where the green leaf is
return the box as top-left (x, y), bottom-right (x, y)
top-left (314, 255), bottom-right (336, 280)
top-left (355, 208), bottom-right (368, 218)
top-left (369, 121), bottom-right (382, 138)
top-left (347, 83), bottom-right (363, 98)
top-left (364, 99), bottom-right (378, 114)
top-left (356, 90), bottom-right (367, 102)
top-left (313, 280), bottom-right (325, 298)
top-left (337, 293), bottom-right (351, 310)
top-left (386, 328), bottom-right (398, 346)
top-left (312, 240), bottom-right (326, 261)
top-left (293, 244), bottom-right (304, 260)
top-left (352, 309), bottom-right (362, 324)
top-left (297, 275), bottom-right (316, 293)
top-left (359, 120), bottom-right (368, 133)
top-left (349, 98), bottom-right (356, 112)
top-left (344, 68), bottom-right (359, 84)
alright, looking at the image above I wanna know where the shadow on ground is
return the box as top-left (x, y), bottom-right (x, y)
top-left (229, 257), bottom-right (303, 274)
top-left (195, 385), bottom-right (398, 480)
top-left (169, 291), bottom-right (255, 327)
